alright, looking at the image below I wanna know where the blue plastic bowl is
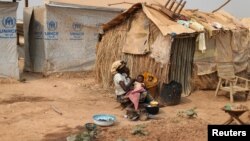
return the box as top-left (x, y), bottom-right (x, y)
top-left (93, 114), bottom-right (116, 126)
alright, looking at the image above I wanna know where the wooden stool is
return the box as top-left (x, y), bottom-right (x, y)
top-left (222, 108), bottom-right (248, 125)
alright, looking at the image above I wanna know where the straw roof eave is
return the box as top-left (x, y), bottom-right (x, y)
top-left (102, 3), bottom-right (142, 32)
top-left (101, 3), bottom-right (248, 37)
top-left (181, 9), bottom-right (248, 32)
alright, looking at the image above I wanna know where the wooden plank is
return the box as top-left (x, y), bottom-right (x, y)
top-left (164, 0), bottom-right (171, 7)
top-left (169, 0), bottom-right (176, 10)
top-left (173, 0), bottom-right (182, 13)
top-left (160, 7), bottom-right (175, 18)
top-left (177, 1), bottom-right (186, 15)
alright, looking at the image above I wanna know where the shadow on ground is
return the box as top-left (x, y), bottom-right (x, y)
top-left (42, 125), bottom-right (84, 141)
top-left (0, 95), bottom-right (53, 105)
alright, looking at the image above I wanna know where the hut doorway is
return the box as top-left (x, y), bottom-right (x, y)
top-left (169, 36), bottom-right (196, 96)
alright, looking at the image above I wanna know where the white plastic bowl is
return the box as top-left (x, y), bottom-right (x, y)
top-left (93, 114), bottom-right (116, 126)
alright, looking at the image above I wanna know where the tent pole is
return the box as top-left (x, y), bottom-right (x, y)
top-left (212, 0), bottom-right (231, 13)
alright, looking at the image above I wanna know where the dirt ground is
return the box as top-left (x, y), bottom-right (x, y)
top-left (0, 69), bottom-right (250, 141)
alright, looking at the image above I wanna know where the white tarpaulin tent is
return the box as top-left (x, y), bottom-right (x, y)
top-left (24, 2), bottom-right (122, 74)
top-left (0, 2), bottom-right (19, 79)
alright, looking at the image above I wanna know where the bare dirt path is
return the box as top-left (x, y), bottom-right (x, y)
top-left (0, 72), bottom-right (249, 141)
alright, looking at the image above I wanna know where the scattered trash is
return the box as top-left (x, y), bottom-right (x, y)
top-left (126, 111), bottom-right (139, 121)
top-left (131, 124), bottom-right (148, 136)
top-left (50, 104), bottom-right (63, 115)
top-left (177, 107), bottom-right (198, 118)
top-left (212, 22), bottom-right (222, 29)
top-left (177, 20), bottom-right (190, 28)
top-left (123, 114), bottom-right (128, 118)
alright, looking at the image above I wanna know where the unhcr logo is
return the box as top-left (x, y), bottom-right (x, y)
top-left (72, 23), bottom-right (82, 31)
top-left (70, 22), bottom-right (84, 40)
top-left (34, 21), bottom-right (42, 32)
top-left (0, 17), bottom-right (16, 38)
top-left (47, 20), bottom-right (57, 31)
top-left (45, 20), bottom-right (58, 40)
top-left (34, 21), bottom-right (43, 39)
top-left (2, 17), bottom-right (16, 28)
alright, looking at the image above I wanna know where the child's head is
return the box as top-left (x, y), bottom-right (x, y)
top-left (136, 75), bottom-right (144, 83)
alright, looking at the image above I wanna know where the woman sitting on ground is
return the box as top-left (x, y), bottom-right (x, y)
top-left (111, 60), bottom-right (135, 105)
top-left (111, 60), bottom-right (153, 107)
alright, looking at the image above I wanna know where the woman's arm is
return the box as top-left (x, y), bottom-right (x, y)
top-left (119, 79), bottom-right (135, 92)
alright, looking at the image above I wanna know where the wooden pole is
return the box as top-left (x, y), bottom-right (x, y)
top-left (169, 0), bottom-right (176, 10)
top-left (173, 0), bottom-right (183, 13)
top-left (177, 1), bottom-right (186, 15)
top-left (108, 2), bottom-right (134, 6)
top-left (25, 0), bottom-right (29, 7)
top-left (164, 0), bottom-right (171, 8)
top-left (212, 0), bottom-right (231, 13)
top-left (17, 34), bottom-right (20, 45)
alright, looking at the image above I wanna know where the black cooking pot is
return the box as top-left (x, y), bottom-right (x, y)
top-left (145, 105), bottom-right (159, 115)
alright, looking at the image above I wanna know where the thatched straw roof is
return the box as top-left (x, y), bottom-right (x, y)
top-left (101, 3), bottom-right (247, 36)
top-left (45, 0), bottom-right (165, 9)
top-left (182, 10), bottom-right (247, 32)
top-left (241, 18), bottom-right (250, 29)
top-left (103, 3), bottom-right (196, 36)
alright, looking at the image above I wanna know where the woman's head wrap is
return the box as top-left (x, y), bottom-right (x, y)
top-left (111, 60), bottom-right (126, 74)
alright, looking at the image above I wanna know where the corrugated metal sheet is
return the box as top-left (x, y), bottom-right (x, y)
top-left (169, 37), bottom-right (196, 96)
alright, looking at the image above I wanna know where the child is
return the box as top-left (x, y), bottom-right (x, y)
top-left (125, 75), bottom-right (146, 111)
top-left (133, 75), bottom-right (146, 89)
